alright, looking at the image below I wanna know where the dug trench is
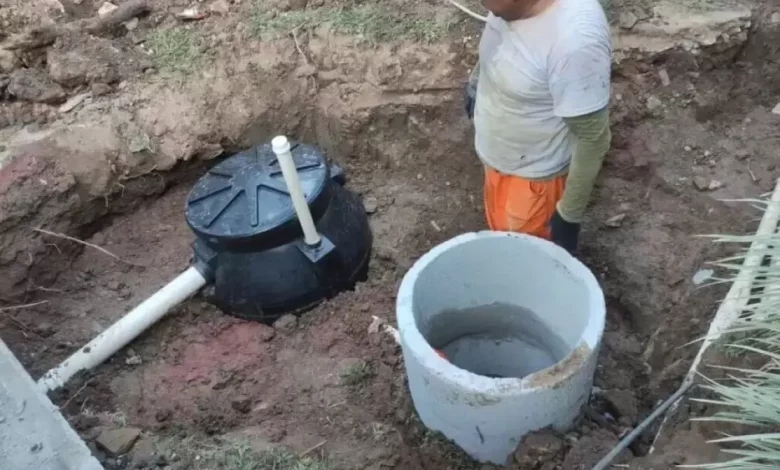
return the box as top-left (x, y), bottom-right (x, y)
top-left (1, 3), bottom-right (779, 469)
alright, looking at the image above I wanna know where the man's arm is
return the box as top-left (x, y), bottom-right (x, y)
top-left (558, 107), bottom-right (611, 223)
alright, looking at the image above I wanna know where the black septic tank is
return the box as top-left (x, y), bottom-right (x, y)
top-left (185, 138), bottom-right (372, 324)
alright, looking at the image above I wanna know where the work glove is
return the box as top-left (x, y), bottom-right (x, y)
top-left (549, 210), bottom-right (580, 256)
top-left (464, 81), bottom-right (476, 120)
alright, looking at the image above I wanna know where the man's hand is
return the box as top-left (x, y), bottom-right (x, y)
top-left (549, 209), bottom-right (580, 255)
top-left (464, 81), bottom-right (476, 120)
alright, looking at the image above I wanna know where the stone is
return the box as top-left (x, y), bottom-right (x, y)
top-left (646, 95), bottom-right (662, 112)
top-left (58, 92), bottom-right (90, 113)
top-left (96, 427), bottom-right (142, 456)
top-left (7, 69), bottom-right (66, 104)
top-left (129, 437), bottom-right (156, 466)
top-left (734, 149), bottom-right (750, 160)
top-left (684, 145), bottom-right (693, 152)
top-left (618, 11), bottom-right (639, 30)
top-left (693, 176), bottom-right (709, 191)
top-left (98, 2), bottom-right (118, 17)
top-left (708, 179), bottom-right (724, 191)
top-left (0, 48), bottom-right (20, 73)
top-left (771, 12), bottom-right (780, 24)
top-left (90, 83), bottom-right (112, 96)
top-left (772, 102), bottom-right (780, 115)
top-left (123, 17), bottom-right (139, 31)
top-left (604, 214), bottom-right (627, 228)
top-left (125, 354), bottom-right (142, 366)
top-left (209, 0), bottom-right (231, 14)
top-left (658, 68), bottom-right (670, 87)
top-left (604, 390), bottom-right (639, 424)
top-left (273, 314), bottom-right (298, 334)
top-left (363, 196), bottom-right (378, 214)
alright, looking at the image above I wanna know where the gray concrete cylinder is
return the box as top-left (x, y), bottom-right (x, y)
top-left (396, 232), bottom-right (605, 464)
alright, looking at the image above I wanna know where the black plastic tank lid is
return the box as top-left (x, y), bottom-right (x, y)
top-left (185, 142), bottom-right (329, 247)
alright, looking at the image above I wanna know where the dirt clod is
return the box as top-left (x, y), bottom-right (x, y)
top-left (273, 314), bottom-right (298, 334)
top-left (96, 427), bottom-right (142, 456)
top-left (129, 437), bottom-right (156, 466)
top-left (693, 176), bottom-right (710, 191)
top-left (508, 428), bottom-right (566, 467)
top-left (7, 68), bottom-right (66, 103)
top-left (604, 390), bottom-right (639, 425)
top-left (230, 397), bottom-right (252, 414)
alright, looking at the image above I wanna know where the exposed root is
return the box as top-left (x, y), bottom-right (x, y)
top-left (0, 300), bottom-right (50, 312)
top-left (32, 228), bottom-right (139, 266)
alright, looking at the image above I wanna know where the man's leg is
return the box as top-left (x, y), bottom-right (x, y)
top-left (484, 166), bottom-right (566, 238)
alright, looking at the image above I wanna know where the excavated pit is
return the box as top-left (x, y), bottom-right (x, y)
top-left (0, 1), bottom-right (779, 468)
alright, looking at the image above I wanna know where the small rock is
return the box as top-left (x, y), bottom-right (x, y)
top-left (368, 316), bottom-right (385, 335)
top-left (273, 314), bottom-right (298, 334)
top-left (96, 427), bottom-right (142, 456)
top-left (155, 410), bottom-right (172, 422)
top-left (209, 0), bottom-right (231, 14)
top-left (129, 437), bottom-right (156, 465)
top-left (772, 102), bottom-right (780, 116)
top-left (618, 11), bottom-right (639, 30)
top-left (708, 180), bottom-right (724, 191)
top-left (0, 48), bottom-right (20, 73)
top-left (646, 95), bottom-right (662, 112)
top-left (693, 176), bottom-right (709, 191)
top-left (125, 355), bottom-right (143, 366)
top-left (58, 92), bottom-right (90, 113)
top-left (658, 68), bottom-right (670, 87)
top-left (771, 12), bottom-right (780, 24)
top-left (177, 6), bottom-right (209, 20)
top-left (363, 196), bottom-right (378, 214)
top-left (123, 17), bottom-right (139, 31)
top-left (735, 149), bottom-right (750, 160)
top-left (231, 397), bottom-right (252, 414)
top-left (703, 150), bottom-right (711, 157)
top-left (604, 390), bottom-right (639, 424)
top-left (98, 2), bottom-right (118, 17)
top-left (90, 83), bottom-right (112, 96)
top-left (604, 214), bottom-right (626, 228)
top-left (684, 145), bottom-right (693, 152)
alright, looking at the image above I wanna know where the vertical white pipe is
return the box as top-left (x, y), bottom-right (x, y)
top-left (37, 267), bottom-right (207, 393)
top-left (272, 136), bottom-right (321, 246)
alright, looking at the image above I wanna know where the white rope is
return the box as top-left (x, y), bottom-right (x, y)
top-left (444, 0), bottom-right (487, 22)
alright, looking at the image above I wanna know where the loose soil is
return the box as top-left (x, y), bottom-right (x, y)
top-left (1, 0), bottom-right (779, 469)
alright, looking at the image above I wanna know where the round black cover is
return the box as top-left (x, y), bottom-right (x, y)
top-left (185, 142), bottom-right (329, 250)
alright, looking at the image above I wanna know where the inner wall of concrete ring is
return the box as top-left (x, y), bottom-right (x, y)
top-left (396, 232), bottom-right (605, 464)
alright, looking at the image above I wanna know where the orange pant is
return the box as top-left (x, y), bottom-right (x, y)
top-left (484, 166), bottom-right (566, 239)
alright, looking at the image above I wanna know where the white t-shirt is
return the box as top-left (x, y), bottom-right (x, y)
top-left (474, 0), bottom-right (611, 178)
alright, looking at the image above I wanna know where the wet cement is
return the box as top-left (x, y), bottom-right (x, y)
top-left (424, 303), bottom-right (570, 379)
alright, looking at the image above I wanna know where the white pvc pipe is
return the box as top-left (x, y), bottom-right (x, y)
top-left (272, 135), bottom-right (321, 246)
top-left (37, 267), bottom-right (207, 393)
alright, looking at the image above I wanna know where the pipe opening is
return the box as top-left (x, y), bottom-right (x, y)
top-left (409, 234), bottom-right (597, 380)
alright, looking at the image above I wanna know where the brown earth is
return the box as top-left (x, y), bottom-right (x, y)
top-left (1, 0), bottom-right (779, 469)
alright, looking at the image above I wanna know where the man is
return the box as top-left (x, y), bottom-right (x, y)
top-left (465, 0), bottom-right (612, 255)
